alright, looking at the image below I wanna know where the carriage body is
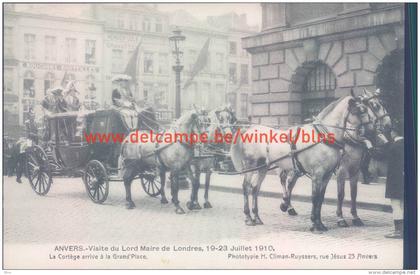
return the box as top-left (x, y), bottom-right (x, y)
top-left (25, 108), bottom-right (163, 202)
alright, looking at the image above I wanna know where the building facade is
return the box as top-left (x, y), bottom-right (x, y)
top-left (4, 4), bottom-right (257, 136)
top-left (93, 4), bottom-right (172, 119)
top-left (242, 3), bottom-right (404, 126)
top-left (4, 5), bottom-right (104, 134)
top-left (207, 13), bottom-right (258, 119)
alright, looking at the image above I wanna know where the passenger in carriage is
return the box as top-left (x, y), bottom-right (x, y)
top-left (41, 86), bottom-right (68, 114)
top-left (111, 74), bottom-right (137, 111)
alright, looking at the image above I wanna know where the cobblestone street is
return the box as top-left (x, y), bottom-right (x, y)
top-left (3, 175), bottom-right (403, 269)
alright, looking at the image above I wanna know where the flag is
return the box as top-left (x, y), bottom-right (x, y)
top-left (124, 40), bottom-right (142, 82)
top-left (61, 71), bottom-right (68, 87)
top-left (183, 38), bottom-right (210, 89)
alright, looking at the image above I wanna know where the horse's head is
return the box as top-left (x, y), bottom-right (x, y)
top-left (192, 106), bottom-right (211, 135)
top-left (360, 88), bottom-right (393, 146)
top-left (178, 107), bottom-right (209, 136)
top-left (212, 105), bottom-right (238, 136)
top-left (345, 90), bottom-right (378, 144)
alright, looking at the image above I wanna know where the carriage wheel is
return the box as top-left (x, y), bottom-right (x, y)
top-left (140, 172), bottom-right (162, 197)
top-left (83, 160), bottom-right (109, 204)
top-left (26, 145), bottom-right (52, 196)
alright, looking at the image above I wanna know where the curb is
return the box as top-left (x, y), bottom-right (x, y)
top-left (203, 184), bottom-right (392, 213)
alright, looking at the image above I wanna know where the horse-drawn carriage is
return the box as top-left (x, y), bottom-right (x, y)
top-left (25, 108), bottom-right (162, 203)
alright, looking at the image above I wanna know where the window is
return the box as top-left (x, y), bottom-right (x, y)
top-left (229, 41), bottom-right (237, 55)
top-left (158, 53), bottom-right (168, 74)
top-left (23, 71), bottom-right (35, 98)
top-left (240, 64), bottom-right (249, 84)
top-left (302, 62), bottom-right (337, 122)
top-left (143, 18), bottom-right (151, 32)
top-left (199, 83), bottom-right (211, 108)
top-left (156, 84), bottom-right (168, 108)
top-left (215, 53), bottom-right (224, 72)
top-left (4, 68), bottom-right (14, 94)
top-left (129, 15), bottom-right (138, 30)
top-left (188, 50), bottom-right (197, 71)
top-left (144, 52), bottom-right (154, 74)
top-left (45, 36), bottom-right (56, 62)
top-left (117, 14), bottom-right (125, 29)
top-left (5, 27), bottom-right (13, 57)
top-left (203, 53), bottom-right (211, 73)
top-left (184, 82), bottom-right (197, 110)
top-left (65, 38), bottom-right (77, 63)
top-left (229, 63), bottom-right (237, 84)
top-left (111, 49), bottom-right (123, 72)
top-left (24, 34), bottom-right (36, 60)
top-left (155, 18), bottom-right (163, 32)
top-left (85, 40), bottom-right (96, 64)
top-left (86, 74), bottom-right (96, 99)
top-left (305, 62), bottom-right (337, 92)
top-left (143, 84), bottom-right (153, 105)
top-left (240, 93), bottom-right (248, 118)
top-left (44, 72), bottom-right (55, 95)
top-left (215, 84), bottom-right (225, 108)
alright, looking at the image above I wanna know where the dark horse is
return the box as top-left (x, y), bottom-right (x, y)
top-left (186, 106), bottom-right (237, 210)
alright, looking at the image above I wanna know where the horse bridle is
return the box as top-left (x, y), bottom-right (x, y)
top-left (214, 108), bottom-right (237, 134)
top-left (361, 94), bottom-right (391, 132)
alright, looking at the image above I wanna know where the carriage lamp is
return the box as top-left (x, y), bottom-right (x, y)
top-left (169, 27), bottom-right (186, 119)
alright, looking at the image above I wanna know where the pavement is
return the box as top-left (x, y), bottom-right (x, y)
top-left (203, 173), bottom-right (391, 213)
top-left (3, 175), bottom-right (402, 269)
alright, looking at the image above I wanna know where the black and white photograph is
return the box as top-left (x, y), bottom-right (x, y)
top-left (2, 2), bottom-right (416, 271)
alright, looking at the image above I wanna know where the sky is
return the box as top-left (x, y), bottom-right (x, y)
top-left (157, 3), bottom-right (261, 28)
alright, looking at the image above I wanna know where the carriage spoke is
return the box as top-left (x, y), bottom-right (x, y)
top-left (148, 181), bottom-right (155, 194)
top-left (152, 181), bottom-right (160, 193)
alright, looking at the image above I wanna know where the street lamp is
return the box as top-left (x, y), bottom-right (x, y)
top-left (169, 27), bottom-right (186, 118)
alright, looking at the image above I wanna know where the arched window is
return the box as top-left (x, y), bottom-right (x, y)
top-left (302, 63), bottom-right (336, 121)
top-left (44, 72), bottom-right (55, 95)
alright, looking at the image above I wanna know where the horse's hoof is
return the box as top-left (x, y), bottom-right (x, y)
top-left (310, 222), bottom-right (328, 232)
top-left (310, 225), bottom-right (324, 233)
top-left (203, 201), bottom-right (213, 209)
top-left (193, 202), bottom-right (202, 210)
top-left (16, 178), bottom-right (22, 184)
top-left (175, 207), bottom-right (185, 215)
top-left (352, 218), bottom-right (364, 227)
top-left (161, 197), bottom-right (169, 204)
top-left (245, 219), bottom-right (256, 226)
top-left (337, 219), bottom-right (349, 227)
top-left (186, 201), bottom-right (194, 210)
top-left (280, 202), bottom-right (288, 212)
top-left (126, 202), bottom-right (136, 209)
top-left (253, 216), bottom-right (264, 225)
top-left (288, 208), bottom-right (298, 216)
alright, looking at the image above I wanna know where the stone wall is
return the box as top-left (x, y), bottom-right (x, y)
top-left (247, 5), bottom-right (404, 126)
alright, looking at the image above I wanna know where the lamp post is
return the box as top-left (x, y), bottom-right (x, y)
top-left (169, 27), bottom-right (185, 118)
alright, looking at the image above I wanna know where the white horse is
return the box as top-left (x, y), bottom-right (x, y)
top-left (120, 109), bottom-right (208, 214)
top-left (230, 94), bottom-right (377, 232)
top-left (280, 89), bottom-right (393, 228)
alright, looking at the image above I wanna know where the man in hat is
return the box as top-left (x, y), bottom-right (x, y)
top-left (64, 80), bottom-right (81, 111)
top-left (41, 86), bottom-right (68, 114)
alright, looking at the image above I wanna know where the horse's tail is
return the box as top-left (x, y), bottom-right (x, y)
top-left (230, 135), bottom-right (245, 172)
